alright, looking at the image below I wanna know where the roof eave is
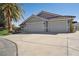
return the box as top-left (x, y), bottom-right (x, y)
top-left (63, 16), bottom-right (76, 18)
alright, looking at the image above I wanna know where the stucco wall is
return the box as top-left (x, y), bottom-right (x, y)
top-left (21, 16), bottom-right (70, 33)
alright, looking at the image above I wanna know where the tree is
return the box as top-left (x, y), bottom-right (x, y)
top-left (0, 8), bottom-right (5, 28)
top-left (0, 19), bottom-right (5, 28)
top-left (0, 3), bottom-right (23, 32)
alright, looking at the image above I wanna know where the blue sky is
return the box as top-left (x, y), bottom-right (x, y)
top-left (14, 3), bottom-right (79, 26)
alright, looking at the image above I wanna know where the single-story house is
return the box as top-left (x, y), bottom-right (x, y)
top-left (20, 11), bottom-right (76, 33)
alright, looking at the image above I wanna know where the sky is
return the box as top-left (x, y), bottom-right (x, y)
top-left (14, 3), bottom-right (79, 26)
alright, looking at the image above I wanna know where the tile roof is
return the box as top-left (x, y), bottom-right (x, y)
top-left (20, 11), bottom-right (76, 26)
top-left (37, 11), bottom-right (75, 19)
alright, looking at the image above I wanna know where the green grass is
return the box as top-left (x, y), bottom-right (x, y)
top-left (0, 29), bottom-right (9, 36)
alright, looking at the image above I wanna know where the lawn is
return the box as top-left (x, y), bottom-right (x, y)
top-left (0, 29), bottom-right (9, 36)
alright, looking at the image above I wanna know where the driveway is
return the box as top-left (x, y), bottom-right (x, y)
top-left (1, 31), bottom-right (79, 56)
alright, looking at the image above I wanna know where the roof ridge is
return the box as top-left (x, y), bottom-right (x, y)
top-left (37, 11), bottom-right (63, 19)
top-left (37, 11), bottom-right (62, 16)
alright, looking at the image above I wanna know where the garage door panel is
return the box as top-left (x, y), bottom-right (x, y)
top-left (48, 21), bottom-right (68, 33)
top-left (25, 22), bottom-right (45, 32)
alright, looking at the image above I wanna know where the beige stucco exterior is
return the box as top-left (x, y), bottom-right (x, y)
top-left (20, 15), bottom-right (75, 33)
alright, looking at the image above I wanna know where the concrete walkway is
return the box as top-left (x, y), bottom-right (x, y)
top-left (0, 38), bottom-right (17, 56)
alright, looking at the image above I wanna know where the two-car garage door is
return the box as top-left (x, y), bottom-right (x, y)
top-left (23, 21), bottom-right (69, 33)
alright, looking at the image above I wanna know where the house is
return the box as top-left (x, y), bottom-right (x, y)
top-left (20, 11), bottom-right (76, 33)
top-left (76, 22), bottom-right (79, 30)
top-left (73, 22), bottom-right (79, 31)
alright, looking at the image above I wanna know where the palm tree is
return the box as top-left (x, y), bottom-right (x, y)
top-left (0, 3), bottom-right (23, 32)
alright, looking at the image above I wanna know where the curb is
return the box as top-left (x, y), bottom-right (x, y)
top-left (0, 38), bottom-right (18, 56)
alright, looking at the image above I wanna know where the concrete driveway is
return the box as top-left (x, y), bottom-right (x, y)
top-left (1, 31), bottom-right (79, 56)
top-left (0, 38), bottom-right (17, 56)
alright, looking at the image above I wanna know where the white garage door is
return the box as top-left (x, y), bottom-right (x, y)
top-left (48, 21), bottom-right (69, 33)
top-left (25, 22), bottom-right (45, 32)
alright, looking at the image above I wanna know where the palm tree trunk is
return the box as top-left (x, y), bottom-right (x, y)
top-left (5, 19), bottom-right (8, 29)
top-left (7, 17), bottom-right (13, 33)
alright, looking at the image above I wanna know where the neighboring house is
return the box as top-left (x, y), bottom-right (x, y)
top-left (20, 11), bottom-right (76, 33)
